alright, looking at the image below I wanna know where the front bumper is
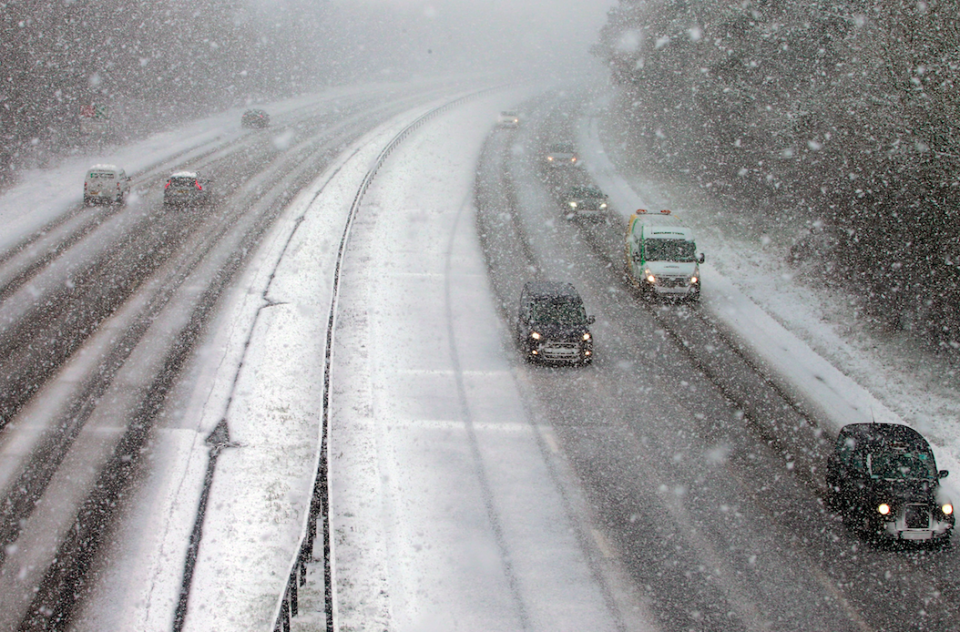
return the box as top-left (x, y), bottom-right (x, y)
top-left (527, 340), bottom-right (592, 364)
top-left (643, 276), bottom-right (700, 298)
top-left (567, 207), bottom-right (605, 221)
top-left (878, 504), bottom-right (954, 541)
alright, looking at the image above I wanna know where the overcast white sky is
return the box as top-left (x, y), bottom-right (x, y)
top-left (323, 0), bottom-right (618, 80)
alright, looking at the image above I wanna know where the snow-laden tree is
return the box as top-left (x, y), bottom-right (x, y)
top-left (0, 0), bottom-right (331, 181)
top-left (596, 0), bottom-right (960, 345)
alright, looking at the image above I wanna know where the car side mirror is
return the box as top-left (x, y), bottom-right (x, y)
top-left (939, 469), bottom-right (949, 479)
top-left (587, 315), bottom-right (596, 324)
top-left (698, 254), bottom-right (706, 264)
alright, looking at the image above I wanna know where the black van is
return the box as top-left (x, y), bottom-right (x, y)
top-left (516, 282), bottom-right (595, 365)
top-left (825, 423), bottom-right (954, 543)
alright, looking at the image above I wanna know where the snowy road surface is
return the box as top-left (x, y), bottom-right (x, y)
top-left (1, 82), bottom-right (959, 631)
top-left (326, 94), bottom-right (651, 631)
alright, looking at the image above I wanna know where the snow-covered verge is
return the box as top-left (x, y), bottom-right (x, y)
top-left (578, 103), bottom-right (960, 505)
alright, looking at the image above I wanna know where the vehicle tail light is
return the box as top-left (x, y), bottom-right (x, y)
top-left (164, 181), bottom-right (170, 189)
top-left (195, 181), bottom-right (203, 191)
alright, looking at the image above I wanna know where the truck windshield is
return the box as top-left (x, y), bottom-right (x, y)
top-left (868, 450), bottom-right (937, 480)
top-left (644, 239), bottom-right (697, 262)
top-left (530, 300), bottom-right (587, 325)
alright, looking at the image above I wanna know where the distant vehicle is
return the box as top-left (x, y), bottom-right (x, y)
top-left (624, 209), bottom-right (704, 301)
top-left (163, 171), bottom-right (213, 207)
top-left (83, 164), bottom-right (130, 205)
top-left (560, 184), bottom-right (608, 221)
top-left (241, 109), bottom-right (270, 129)
top-left (544, 142), bottom-right (579, 168)
top-left (498, 110), bottom-right (520, 128)
top-left (825, 423), bottom-right (954, 544)
top-left (516, 281), bottom-right (595, 365)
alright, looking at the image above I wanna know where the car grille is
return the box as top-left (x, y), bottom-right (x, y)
top-left (904, 504), bottom-right (930, 529)
top-left (659, 277), bottom-right (688, 288)
top-left (541, 342), bottom-right (580, 360)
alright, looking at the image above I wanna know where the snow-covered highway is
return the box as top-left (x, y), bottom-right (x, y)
top-left (2, 81), bottom-right (960, 632)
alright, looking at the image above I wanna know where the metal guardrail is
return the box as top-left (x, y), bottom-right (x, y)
top-left (271, 88), bottom-right (498, 632)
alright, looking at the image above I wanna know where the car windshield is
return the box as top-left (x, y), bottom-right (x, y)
top-left (644, 238), bottom-right (697, 262)
top-left (868, 450), bottom-right (937, 480)
top-left (530, 299), bottom-right (587, 325)
top-left (549, 144), bottom-right (574, 154)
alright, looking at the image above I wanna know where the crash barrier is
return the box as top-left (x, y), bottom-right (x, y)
top-left (272, 86), bottom-right (504, 632)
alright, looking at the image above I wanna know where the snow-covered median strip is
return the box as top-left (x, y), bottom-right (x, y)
top-left (177, 99), bottom-right (468, 631)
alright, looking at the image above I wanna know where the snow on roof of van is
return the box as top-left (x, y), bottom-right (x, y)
top-left (628, 209), bottom-right (692, 239)
top-left (89, 164), bottom-right (120, 171)
top-left (646, 225), bottom-right (694, 240)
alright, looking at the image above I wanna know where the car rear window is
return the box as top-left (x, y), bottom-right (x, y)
top-left (170, 177), bottom-right (196, 187)
top-left (88, 172), bottom-right (115, 179)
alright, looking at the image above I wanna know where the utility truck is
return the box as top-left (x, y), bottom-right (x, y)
top-left (624, 209), bottom-right (704, 301)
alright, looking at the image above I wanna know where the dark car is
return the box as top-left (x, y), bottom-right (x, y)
top-left (560, 185), bottom-right (609, 221)
top-left (544, 142), bottom-right (579, 168)
top-left (163, 171), bottom-right (214, 207)
top-left (516, 281), bottom-right (595, 365)
top-left (825, 423), bottom-right (954, 543)
top-left (241, 109), bottom-right (270, 129)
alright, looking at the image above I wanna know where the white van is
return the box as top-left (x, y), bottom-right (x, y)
top-left (624, 210), bottom-right (704, 300)
top-left (83, 164), bottom-right (130, 205)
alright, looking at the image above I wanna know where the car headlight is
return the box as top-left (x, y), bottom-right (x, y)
top-left (943, 503), bottom-right (954, 515)
top-left (547, 156), bottom-right (554, 162)
top-left (878, 503), bottom-right (891, 515)
top-left (530, 331), bottom-right (541, 340)
top-left (690, 275), bottom-right (699, 284)
top-left (599, 203), bottom-right (607, 209)
top-left (569, 201), bottom-right (578, 209)
top-left (645, 272), bottom-right (656, 284)
top-left (582, 332), bottom-right (591, 341)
